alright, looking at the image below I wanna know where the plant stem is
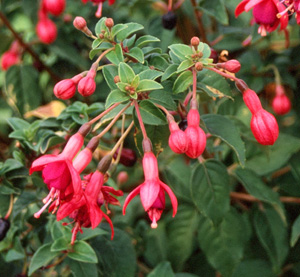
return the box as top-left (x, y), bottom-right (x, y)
top-left (0, 11), bottom-right (60, 82)
top-left (113, 114), bottom-right (126, 165)
top-left (192, 69), bottom-right (197, 100)
top-left (155, 103), bottom-right (170, 116)
top-left (89, 102), bottom-right (120, 125)
top-left (4, 194), bottom-right (13, 220)
top-left (190, 0), bottom-right (208, 44)
top-left (206, 67), bottom-right (240, 82)
top-left (95, 47), bottom-right (115, 64)
top-left (168, 0), bottom-right (173, 11)
top-left (95, 103), bottom-right (131, 139)
top-left (133, 100), bottom-right (148, 139)
top-left (109, 121), bottom-right (134, 156)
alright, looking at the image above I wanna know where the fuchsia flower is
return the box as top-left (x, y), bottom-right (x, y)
top-left (43, 0), bottom-right (66, 16)
top-left (235, 0), bottom-right (288, 36)
top-left (243, 89), bottom-right (279, 145)
top-left (56, 170), bottom-right (120, 244)
top-left (168, 116), bottom-right (188, 154)
top-left (36, 17), bottom-right (57, 44)
top-left (30, 124), bottom-right (91, 217)
top-left (123, 150), bottom-right (177, 228)
top-left (78, 66), bottom-right (97, 97)
top-left (185, 100), bottom-right (206, 159)
top-left (271, 84), bottom-right (291, 115)
top-left (1, 41), bottom-right (22, 71)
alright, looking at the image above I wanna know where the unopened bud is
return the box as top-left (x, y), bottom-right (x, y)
top-left (218, 59), bottom-right (241, 73)
top-left (191, 37), bottom-right (200, 47)
top-left (114, 76), bottom-right (120, 83)
top-left (78, 76), bottom-right (96, 96)
top-left (195, 62), bottom-right (203, 71)
top-left (105, 18), bottom-right (114, 28)
top-left (53, 79), bottom-right (76, 100)
top-left (117, 171), bottom-right (129, 185)
top-left (243, 89), bottom-right (262, 114)
top-left (73, 16), bottom-right (87, 30)
top-left (272, 94), bottom-right (291, 115)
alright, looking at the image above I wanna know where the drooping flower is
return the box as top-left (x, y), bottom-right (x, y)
top-left (185, 100), bottom-right (206, 159)
top-left (36, 17), bottom-right (57, 44)
top-left (78, 66), bottom-right (97, 97)
top-left (235, 0), bottom-right (288, 36)
top-left (43, 0), bottom-right (66, 16)
top-left (242, 89), bottom-right (279, 145)
top-left (168, 115), bottom-right (187, 154)
top-left (271, 85), bottom-right (291, 115)
top-left (30, 124), bottom-right (91, 217)
top-left (1, 41), bottom-right (22, 71)
top-left (123, 150), bottom-right (178, 228)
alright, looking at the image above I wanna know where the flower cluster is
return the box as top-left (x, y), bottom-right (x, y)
top-left (30, 123), bottom-right (123, 243)
top-left (36, 0), bottom-right (66, 44)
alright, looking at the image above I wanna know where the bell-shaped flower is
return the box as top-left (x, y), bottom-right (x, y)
top-left (168, 116), bottom-right (188, 154)
top-left (185, 103), bottom-right (206, 159)
top-left (123, 151), bottom-right (178, 228)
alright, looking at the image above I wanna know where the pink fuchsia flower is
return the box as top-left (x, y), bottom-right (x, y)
top-left (242, 89), bottom-right (279, 145)
top-left (57, 169), bottom-right (122, 244)
top-left (167, 115), bottom-right (187, 154)
top-left (271, 85), bottom-right (291, 115)
top-left (30, 124), bottom-right (91, 218)
top-left (36, 17), bottom-right (57, 44)
top-left (123, 151), bottom-right (178, 228)
top-left (78, 66), bottom-right (97, 97)
top-left (185, 100), bottom-right (206, 159)
top-left (235, 0), bottom-right (288, 36)
top-left (43, 0), bottom-right (66, 16)
top-left (1, 51), bottom-right (20, 71)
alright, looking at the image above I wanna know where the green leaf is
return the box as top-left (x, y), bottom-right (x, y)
top-left (116, 22), bottom-right (144, 41)
top-left (149, 55), bottom-right (169, 71)
top-left (167, 205), bottom-right (199, 271)
top-left (136, 79), bottom-right (163, 92)
top-left (102, 65), bottom-right (118, 90)
top-left (232, 259), bottom-right (274, 277)
top-left (89, 42), bottom-right (114, 60)
top-left (135, 100), bottom-right (167, 125)
top-left (138, 69), bottom-right (163, 80)
top-left (5, 65), bottom-right (42, 114)
top-left (202, 114), bottom-right (246, 167)
top-left (40, 135), bottom-right (65, 154)
top-left (233, 167), bottom-right (285, 222)
top-left (111, 24), bottom-right (128, 37)
top-left (148, 261), bottom-right (175, 277)
top-left (126, 47), bottom-right (144, 63)
top-left (245, 134), bottom-right (300, 176)
top-left (173, 71), bottom-right (193, 94)
top-left (197, 209), bottom-right (251, 277)
top-left (105, 44), bottom-right (124, 65)
top-left (51, 237), bottom-right (70, 252)
top-left (118, 62), bottom-right (136, 84)
top-left (7, 117), bottom-right (30, 130)
top-left (169, 44), bottom-right (193, 61)
top-left (68, 241), bottom-right (98, 263)
top-left (198, 0), bottom-right (229, 25)
top-left (92, 38), bottom-right (102, 49)
top-left (4, 237), bottom-right (25, 262)
top-left (76, 228), bottom-right (108, 241)
top-left (149, 91), bottom-right (177, 110)
top-left (68, 258), bottom-right (98, 277)
top-left (135, 35), bottom-right (160, 48)
top-left (105, 89), bottom-right (130, 108)
top-left (28, 243), bottom-right (61, 276)
top-left (177, 59), bottom-right (194, 73)
top-left (291, 215), bottom-right (300, 247)
top-left (253, 206), bottom-right (288, 273)
top-left (191, 159), bottom-right (230, 223)
top-left (93, 226), bottom-right (136, 277)
top-left (161, 64), bottom-right (178, 81)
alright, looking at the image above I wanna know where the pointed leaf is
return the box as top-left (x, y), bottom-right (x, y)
top-left (105, 89), bottom-right (130, 108)
top-left (105, 44), bottom-right (124, 65)
top-left (135, 100), bottom-right (167, 125)
top-left (116, 22), bottom-right (144, 41)
top-left (136, 79), bottom-right (163, 92)
top-left (169, 44), bottom-right (193, 61)
top-left (148, 261), bottom-right (175, 277)
top-left (68, 241), bottom-right (98, 263)
top-left (118, 62), bottom-right (136, 84)
top-left (126, 47), bottom-right (144, 63)
top-left (162, 64), bottom-right (178, 81)
top-left (102, 65), bottom-right (118, 90)
top-left (135, 35), bottom-right (160, 48)
top-left (176, 59), bottom-right (194, 73)
top-left (173, 71), bottom-right (193, 94)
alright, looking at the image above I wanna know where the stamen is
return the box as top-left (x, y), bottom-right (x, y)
top-left (42, 187), bottom-right (56, 204)
top-left (71, 222), bottom-right (80, 245)
top-left (258, 25), bottom-right (267, 37)
top-left (151, 217), bottom-right (158, 228)
top-left (277, 3), bottom-right (294, 18)
top-left (34, 198), bottom-right (53, 218)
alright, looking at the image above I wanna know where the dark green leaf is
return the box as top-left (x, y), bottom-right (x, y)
top-left (149, 90), bottom-right (177, 110)
top-left (68, 241), bottom-right (98, 263)
top-left (51, 237), bottom-right (70, 252)
top-left (102, 65), bottom-right (118, 90)
top-left (191, 159), bottom-right (230, 223)
top-left (202, 114), bottom-right (245, 166)
top-left (135, 100), bottom-right (167, 125)
top-left (198, 209), bottom-right (251, 276)
top-left (68, 258), bottom-right (98, 277)
top-left (138, 69), bottom-right (163, 80)
top-left (234, 167), bottom-right (285, 222)
top-left (232, 259), bottom-right (274, 277)
top-left (173, 71), bottom-right (193, 93)
top-left (28, 243), bottom-right (61, 276)
top-left (253, 206), bottom-right (288, 273)
top-left (198, 0), bottom-right (229, 25)
top-left (162, 64), bottom-right (178, 81)
top-left (148, 261), bottom-right (175, 277)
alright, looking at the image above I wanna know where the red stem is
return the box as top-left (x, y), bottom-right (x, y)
top-left (206, 67), bottom-right (240, 82)
top-left (192, 69), bottom-right (197, 100)
top-left (89, 102), bottom-right (120, 125)
top-left (133, 100), bottom-right (148, 139)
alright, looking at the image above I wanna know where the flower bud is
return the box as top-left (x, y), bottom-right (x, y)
top-left (191, 36), bottom-right (200, 47)
top-left (54, 79), bottom-right (76, 99)
top-left (36, 18), bottom-right (57, 44)
top-left (114, 76), bottom-right (120, 83)
top-left (113, 148), bottom-right (137, 167)
top-left (195, 62), bottom-right (203, 71)
top-left (73, 16), bottom-right (87, 30)
top-left (44, 0), bottom-right (66, 16)
top-left (168, 120), bottom-right (187, 154)
top-left (243, 89), bottom-right (262, 114)
top-left (272, 94), bottom-right (291, 115)
top-left (78, 76), bottom-right (96, 96)
top-left (105, 18), bottom-right (114, 28)
top-left (1, 51), bottom-right (20, 71)
top-left (250, 109), bottom-right (279, 145)
top-left (218, 59), bottom-right (241, 73)
top-left (117, 171), bottom-right (129, 185)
